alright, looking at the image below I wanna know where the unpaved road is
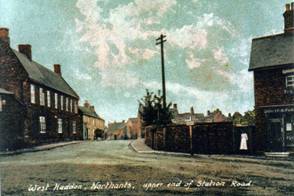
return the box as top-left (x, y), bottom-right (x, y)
top-left (0, 140), bottom-right (293, 195)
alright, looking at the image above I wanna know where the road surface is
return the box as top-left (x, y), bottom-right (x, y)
top-left (0, 140), bottom-right (293, 195)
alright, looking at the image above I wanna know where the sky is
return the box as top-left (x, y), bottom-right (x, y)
top-left (0, 0), bottom-right (292, 123)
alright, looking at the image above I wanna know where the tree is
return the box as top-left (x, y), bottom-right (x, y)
top-left (139, 89), bottom-right (172, 126)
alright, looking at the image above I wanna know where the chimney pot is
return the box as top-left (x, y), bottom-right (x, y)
top-left (54, 64), bottom-right (62, 76)
top-left (0, 27), bottom-right (10, 46)
top-left (286, 4), bottom-right (290, 11)
top-left (284, 2), bottom-right (294, 33)
top-left (18, 44), bottom-right (32, 61)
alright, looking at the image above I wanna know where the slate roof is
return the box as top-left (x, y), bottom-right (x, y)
top-left (79, 106), bottom-right (103, 119)
top-left (107, 122), bottom-right (127, 133)
top-left (249, 33), bottom-right (294, 71)
top-left (12, 49), bottom-right (79, 98)
top-left (0, 88), bottom-right (14, 95)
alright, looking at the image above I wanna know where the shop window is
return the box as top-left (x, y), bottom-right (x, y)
top-left (286, 74), bottom-right (294, 88)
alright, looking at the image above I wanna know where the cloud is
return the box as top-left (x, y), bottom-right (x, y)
top-left (168, 26), bottom-right (208, 49)
top-left (185, 52), bottom-right (205, 69)
top-left (74, 70), bottom-right (92, 80)
top-left (143, 80), bottom-right (231, 112)
top-left (100, 68), bottom-right (140, 88)
top-left (216, 69), bottom-right (253, 93)
top-left (213, 47), bottom-right (229, 65)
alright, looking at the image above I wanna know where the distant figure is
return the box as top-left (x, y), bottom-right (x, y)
top-left (240, 131), bottom-right (248, 152)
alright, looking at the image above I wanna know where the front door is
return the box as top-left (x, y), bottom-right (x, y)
top-left (83, 125), bottom-right (88, 140)
top-left (268, 119), bottom-right (283, 151)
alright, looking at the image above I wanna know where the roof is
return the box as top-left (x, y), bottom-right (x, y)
top-left (128, 117), bottom-right (139, 122)
top-left (0, 88), bottom-right (14, 95)
top-left (79, 106), bottom-right (103, 119)
top-left (249, 33), bottom-right (294, 71)
top-left (107, 122), bottom-right (127, 133)
top-left (12, 49), bottom-right (79, 98)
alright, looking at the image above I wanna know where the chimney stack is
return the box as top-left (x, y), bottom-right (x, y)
top-left (90, 105), bottom-right (95, 112)
top-left (190, 106), bottom-right (194, 114)
top-left (84, 100), bottom-right (90, 108)
top-left (0, 28), bottom-right (10, 46)
top-left (283, 2), bottom-right (294, 33)
top-left (173, 104), bottom-right (177, 109)
top-left (18, 44), bottom-right (32, 61)
top-left (54, 64), bottom-right (62, 76)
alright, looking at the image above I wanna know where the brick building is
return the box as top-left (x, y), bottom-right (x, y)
top-left (79, 101), bottom-right (105, 140)
top-left (106, 121), bottom-right (129, 140)
top-left (126, 117), bottom-right (142, 139)
top-left (0, 27), bottom-right (82, 149)
top-left (249, 3), bottom-right (294, 152)
top-left (0, 88), bottom-right (25, 150)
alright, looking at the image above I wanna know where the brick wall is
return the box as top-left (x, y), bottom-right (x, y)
top-left (145, 122), bottom-right (237, 154)
top-left (253, 66), bottom-right (294, 151)
top-left (0, 94), bottom-right (25, 150)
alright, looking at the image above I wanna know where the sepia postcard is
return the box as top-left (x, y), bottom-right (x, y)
top-left (0, 0), bottom-right (294, 195)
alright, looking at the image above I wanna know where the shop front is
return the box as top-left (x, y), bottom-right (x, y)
top-left (263, 105), bottom-right (294, 152)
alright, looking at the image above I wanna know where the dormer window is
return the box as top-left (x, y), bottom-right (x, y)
top-left (286, 74), bottom-right (294, 88)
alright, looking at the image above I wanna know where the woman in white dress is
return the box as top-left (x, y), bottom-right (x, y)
top-left (240, 131), bottom-right (248, 154)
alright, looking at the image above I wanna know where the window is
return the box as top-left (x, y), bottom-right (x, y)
top-left (54, 93), bottom-right (58, 109)
top-left (0, 96), bottom-right (2, 112)
top-left (47, 91), bottom-right (51, 107)
top-left (286, 74), bottom-right (294, 88)
top-left (58, 118), bottom-right (63, 133)
top-left (60, 95), bottom-right (64, 110)
top-left (30, 84), bottom-right (35, 104)
top-left (72, 121), bottom-right (76, 134)
top-left (39, 116), bottom-right (46, 133)
top-left (39, 88), bottom-right (45, 106)
top-left (70, 99), bottom-right (73, 113)
top-left (74, 101), bottom-right (78, 114)
top-left (66, 97), bottom-right (69, 111)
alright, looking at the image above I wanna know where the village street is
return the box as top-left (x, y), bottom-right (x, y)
top-left (0, 140), bottom-right (294, 195)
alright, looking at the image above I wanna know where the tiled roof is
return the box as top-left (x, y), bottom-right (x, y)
top-left (12, 49), bottom-right (79, 98)
top-left (79, 106), bottom-right (102, 119)
top-left (249, 33), bottom-right (294, 71)
top-left (107, 122), bottom-right (127, 133)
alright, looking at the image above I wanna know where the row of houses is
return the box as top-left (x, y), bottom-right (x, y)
top-left (0, 28), bottom-right (105, 150)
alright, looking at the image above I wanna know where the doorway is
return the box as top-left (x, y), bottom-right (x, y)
top-left (268, 119), bottom-right (283, 151)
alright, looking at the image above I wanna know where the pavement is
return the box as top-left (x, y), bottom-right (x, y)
top-left (130, 138), bottom-right (294, 160)
top-left (129, 138), bottom-right (193, 157)
top-left (0, 140), bottom-right (82, 156)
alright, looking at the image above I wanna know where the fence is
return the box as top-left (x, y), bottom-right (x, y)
top-left (145, 123), bottom-right (255, 154)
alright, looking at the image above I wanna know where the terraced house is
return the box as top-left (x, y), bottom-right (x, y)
top-left (0, 27), bottom-right (82, 150)
top-left (79, 101), bottom-right (105, 140)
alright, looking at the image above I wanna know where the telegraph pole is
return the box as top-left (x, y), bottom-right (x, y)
top-left (156, 34), bottom-right (167, 110)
